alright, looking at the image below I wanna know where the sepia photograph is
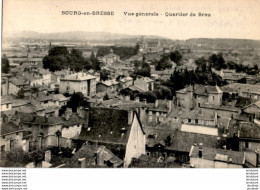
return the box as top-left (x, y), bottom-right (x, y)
top-left (1, 0), bottom-right (260, 172)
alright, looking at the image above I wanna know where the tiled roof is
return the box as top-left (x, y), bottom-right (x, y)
top-left (1, 122), bottom-right (22, 135)
top-left (190, 146), bottom-right (245, 165)
top-left (69, 144), bottom-right (123, 167)
top-left (127, 85), bottom-right (144, 92)
top-left (225, 83), bottom-right (260, 95)
top-left (239, 122), bottom-right (260, 140)
top-left (146, 100), bottom-right (171, 112)
top-left (52, 94), bottom-right (68, 102)
top-left (168, 108), bottom-right (214, 121)
top-left (96, 99), bottom-right (146, 111)
top-left (144, 125), bottom-right (175, 147)
top-left (1, 95), bottom-right (15, 105)
top-left (62, 113), bottom-right (88, 127)
top-left (200, 104), bottom-right (240, 112)
top-left (10, 77), bottom-right (28, 86)
top-left (100, 79), bottom-right (119, 87)
top-left (61, 73), bottom-right (96, 81)
top-left (12, 99), bottom-right (30, 108)
top-left (165, 130), bottom-right (218, 153)
top-left (119, 77), bottom-right (133, 83)
top-left (78, 108), bottom-right (133, 145)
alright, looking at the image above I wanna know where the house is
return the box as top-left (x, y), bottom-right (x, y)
top-left (59, 72), bottom-right (96, 97)
top-left (22, 72), bottom-right (43, 87)
top-left (151, 68), bottom-right (175, 81)
top-left (8, 76), bottom-right (30, 95)
top-left (164, 130), bottom-right (219, 163)
top-left (225, 83), bottom-right (260, 102)
top-left (119, 77), bottom-right (133, 89)
top-left (95, 98), bottom-right (147, 124)
top-left (167, 108), bottom-right (217, 127)
top-left (237, 122), bottom-right (260, 154)
top-left (146, 99), bottom-right (173, 124)
top-left (189, 145), bottom-right (245, 168)
top-left (96, 79), bottom-right (119, 96)
top-left (219, 69), bottom-right (236, 78)
top-left (175, 85), bottom-right (194, 110)
top-left (200, 104), bottom-right (241, 119)
top-left (175, 84), bottom-right (223, 110)
top-left (101, 49), bottom-right (120, 65)
top-left (240, 101), bottom-right (260, 122)
top-left (0, 121), bottom-right (28, 153)
top-left (141, 39), bottom-right (162, 53)
top-left (76, 108), bottom-right (146, 167)
top-left (134, 77), bottom-right (154, 91)
top-left (1, 95), bottom-right (13, 112)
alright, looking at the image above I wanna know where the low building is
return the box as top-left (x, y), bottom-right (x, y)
top-left (167, 108), bottom-right (217, 127)
top-left (146, 99), bottom-right (173, 124)
top-left (134, 77), bottom-right (154, 92)
top-left (96, 79), bottom-right (119, 96)
top-left (164, 130), bottom-right (219, 163)
top-left (189, 146), bottom-right (245, 168)
top-left (200, 104), bottom-right (241, 119)
top-left (240, 101), bottom-right (260, 122)
top-left (225, 83), bottom-right (260, 102)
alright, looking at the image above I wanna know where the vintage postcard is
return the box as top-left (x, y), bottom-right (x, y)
top-left (1, 0), bottom-right (260, 172)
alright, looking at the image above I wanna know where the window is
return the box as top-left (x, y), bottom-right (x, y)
top-left (188, 119), bottom-right (191, 123)
top-left (1, 145), bottom-right (5, 153)
top-left (245, 142), bottom-right (249, 148)
top-left (212, 96), bottom-right (214, 100)
top-left (195, 119), bottom-right (198, 124)
top-left (6, 104), bottom-right (9, 109)
top-left (16, 132), bottom-right (19, 136)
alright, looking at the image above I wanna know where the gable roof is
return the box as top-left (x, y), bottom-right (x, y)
top-left (1, 122), bottom-right (23, 135)
top-left (78, 108), bottom-right (141, 145)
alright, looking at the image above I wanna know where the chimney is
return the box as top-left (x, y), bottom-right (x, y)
top-left (135, 96), bottom-right (140, 102)
top-left (143, 98), bottom-right (147, 105)
top-left (125, 95), bottom-right (130, 101)
top-left (128, 111), bottom-right (133, 125)
top-left (155, 99), bottom-right (159, 108)
top-left (167, 100), bottom-right (172, 111)
top-left (78, 158), bottom-right (86, 168)
top-left (65, 108), bottom-right (72, 121)
top-left (198, 143), bottom-right (203, 158)
top-left (199, 108), bottom-right (203, 115)
top-left (44, 150), bottom-right (51, 163)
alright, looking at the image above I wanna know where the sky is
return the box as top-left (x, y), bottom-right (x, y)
top-left (2, 0), bottom-right (260, 40)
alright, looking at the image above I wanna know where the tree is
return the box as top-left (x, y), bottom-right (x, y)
top-left (66, 92), bottom-right (89, 112)
top-left (43, 47), bottom-right (89, 72)
top-left (195, 57), bottom-right (207, 72)
top-left (208, 53), bottom-right (226, 70)
top-left (100, 69), bottom-right (110, 81)
top-left (169, 51), bottom-right (182, 65)
top-left (1, 54), bottom-right (10, 73)
top-left (155, 54), bottom-right (173, 71)
top-left (43, 46), bottom-right (70, 72)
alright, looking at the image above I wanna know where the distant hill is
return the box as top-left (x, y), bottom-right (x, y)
top-left (179, 38), bottom-right (260, 48)
top-left (5, 31), bottom-right (168, 42)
